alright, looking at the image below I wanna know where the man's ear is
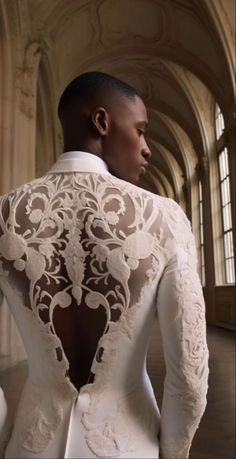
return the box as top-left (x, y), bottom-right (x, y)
top-left (91, 107), bottom-right (110, 136)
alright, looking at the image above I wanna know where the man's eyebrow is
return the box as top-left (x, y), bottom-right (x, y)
top-left (137, 121), bottom-right (149, 127)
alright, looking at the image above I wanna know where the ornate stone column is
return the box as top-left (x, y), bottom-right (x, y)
top-left (13, 41), bottom-right (42, 186)
top-left (182, 178), bottom-right (191, 221)
top-left (196, 155), bottom-right (215, 324)
top-left (0, 40), bottom-right (41, 362)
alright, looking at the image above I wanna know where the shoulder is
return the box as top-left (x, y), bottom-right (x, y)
top-left (164, 198), bottom-right (191, 229)
top-left (109, 175), bottom-right (190, 221)
top-left (0, 175), bottom-right (51, 203)
top-left (0, 176), bottom-right (52, 231)
top-left (106, 174), bottom-right (169, 204)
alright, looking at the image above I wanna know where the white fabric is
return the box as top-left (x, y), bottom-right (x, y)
top-left (0, 390), bottom-right (7, 437)
top-left (0, 151), bottom-right (209, 458)
top-left (48, 151), bottom-right (109, 174)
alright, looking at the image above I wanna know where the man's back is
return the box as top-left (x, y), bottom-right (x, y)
top-left (0, 159), bottom-right (208, 458)
top-left (0, 64), bottom-right (208, 459)
top-left (0, 168), bottom-right (168, 384)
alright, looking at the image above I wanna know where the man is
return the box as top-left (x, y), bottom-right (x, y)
top-left (0, 71), bottom-right (209, 458)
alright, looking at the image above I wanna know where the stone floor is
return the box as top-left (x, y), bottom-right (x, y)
top-left (0, 321), bottom-right (235, 459)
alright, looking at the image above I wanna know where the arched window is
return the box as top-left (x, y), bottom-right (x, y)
top-left (198, 180), bottom-right (205, 285)
top-left (215, 104), bottom-right (235, 284)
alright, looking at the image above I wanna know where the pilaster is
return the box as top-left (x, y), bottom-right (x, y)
top-left (196, 155), bottom-right (215, 324)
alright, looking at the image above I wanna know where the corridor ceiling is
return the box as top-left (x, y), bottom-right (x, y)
top-left (17, 0), bottom-right (236, 197)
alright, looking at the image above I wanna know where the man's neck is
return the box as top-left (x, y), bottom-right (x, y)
top-left (63, 141), bottom-right (102, 158)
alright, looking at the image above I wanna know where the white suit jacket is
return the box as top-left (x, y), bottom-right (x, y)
top-left (0, 151), bottom-right (209, 459)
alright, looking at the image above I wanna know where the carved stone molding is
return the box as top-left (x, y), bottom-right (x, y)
top-left (196, 156), bottom-right (209, 178)
top-left (97, 0), bottom-right (168, 47)
top-left (15, 41), bottom-right (42, 120)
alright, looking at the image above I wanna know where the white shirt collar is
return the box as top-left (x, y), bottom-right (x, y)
top-left (48, 151), bottom-right (110, 174)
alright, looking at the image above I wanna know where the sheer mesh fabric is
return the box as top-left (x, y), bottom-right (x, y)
top-left (0, 171), bottom-right (208, 458)
top-left (0, 173), bottom-right (160, 392)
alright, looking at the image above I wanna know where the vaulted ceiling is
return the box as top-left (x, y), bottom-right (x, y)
top-left (2, 0), bottom-right (235, 201)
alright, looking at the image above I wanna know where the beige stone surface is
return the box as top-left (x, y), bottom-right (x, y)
top-left (0, 0), bottom-right (235, 358)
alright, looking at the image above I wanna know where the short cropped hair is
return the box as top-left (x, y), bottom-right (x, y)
top-left (58, 71), bottom-right (140, 118)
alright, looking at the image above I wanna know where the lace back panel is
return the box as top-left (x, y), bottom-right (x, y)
top-left (0, 173), bottom-right (163, 392)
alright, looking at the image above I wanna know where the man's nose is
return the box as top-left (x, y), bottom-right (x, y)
top-left (142, 139), bottom-right (151, 159)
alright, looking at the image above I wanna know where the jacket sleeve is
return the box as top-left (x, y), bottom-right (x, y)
top-left (156, 206), bottom-right (209, 459)
top-left (0, 196), bottom-right (8, 456)
top-left (0, 290), bottom-right (8, 459)
top-left (0, 388), bottom-right (8, 459)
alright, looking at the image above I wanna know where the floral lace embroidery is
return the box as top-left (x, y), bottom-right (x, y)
top-left (0, 173), bottom-right (208, 456)
top-left (170, 226), bottom-right (209, 415)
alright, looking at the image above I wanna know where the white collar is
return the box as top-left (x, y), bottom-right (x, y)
top-left (48, 151), bottom-right (110, 174)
